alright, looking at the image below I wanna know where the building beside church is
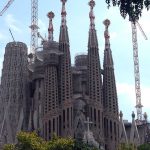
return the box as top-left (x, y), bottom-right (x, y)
top-left (0, 0), bottom-right (121, 149)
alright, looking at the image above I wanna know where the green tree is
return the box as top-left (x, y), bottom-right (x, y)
top-left (138, 143), bottom-right (150, 150)
top-left (47, 134), bottom-right (74, 150)
top-left (3, 132), bottom-right (47, 150)
top-left (118, 143), bottom-right (137, 150)
top-left (73, 140), bottom-right (99, 150)
top-left (105, 0), bottom-right (150, 21)
top-left (3, 144), bottom-right (15, 150)
top-left (3, 132), bottom-right (99, 150)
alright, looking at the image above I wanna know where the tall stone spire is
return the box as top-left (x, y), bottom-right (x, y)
top-left (88, 0), bottom-right (98, 48)
top-left (59, 0), bottom-right (69, 43)
top-left (88, 0), bottom-right (102, 104)
top-left (103, 19), bottom-right (119, 150)
top-left (42, 12), bottom-right (62, 140)
top-left (87, 0), bottom-right (103, 144)
top-left (58, 0), bottom-right (73, 137)
top-left (103, 19), bottom-right (113, 66)
top-left (47, 11), bottom-right (54, 41)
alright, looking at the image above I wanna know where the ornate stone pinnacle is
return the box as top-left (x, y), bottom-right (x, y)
top-left (61, 0), bottom-right (67, 26)
top-left (103, 19), bottom-right (111, 28)
top-left (47, 11), bottom-right (54, 20)
top-left (61, 0), bottom-right (67, 3)
top-left (47, 11), bottom-right (54, 41)
top-left (120, 111), bottom-right (123, 118)
top-left (89, 0), bottom-right (95, 29)
top-left (132, 111), bottom-right (135, 119)
top-left (89, 0), bottom-right (95, 9)
top-left (144, 112), bottom-right (147, 120)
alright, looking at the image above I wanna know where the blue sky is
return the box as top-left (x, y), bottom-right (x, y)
top-left (0, 0), bottom-right (150, 121)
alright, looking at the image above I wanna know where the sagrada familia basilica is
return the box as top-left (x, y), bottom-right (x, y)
top-left (0, 0), bottom-right (149, 150)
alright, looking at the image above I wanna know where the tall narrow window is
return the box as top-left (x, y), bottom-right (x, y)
top-left (59, 115), bottom-right (62, 136)
top-left (63, 110), bottom-right (65, 129)
top-left (49, 120), bottom-right (51, 140)
top-left (45, 122), bottom-right (47, 140)
top-left (94, 108), bottom-right (96, 126)
top-left (53, 118), bottom-right (55, 132)
top-left (98, 110), bottom-right (100, 129)
top-left (67, 108), bottom-right (69, 127)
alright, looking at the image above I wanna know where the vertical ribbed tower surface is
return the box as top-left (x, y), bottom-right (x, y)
top-left (102, 19), bottom-right (119, 150)
top-left (0, 42), bottom-right (28, 145)
top-left (42, 11), bottom-right (62, 140)
top-left (87, 0), bottom-right (104, 144)
top-left (58, 0), bottom-right (73, 137)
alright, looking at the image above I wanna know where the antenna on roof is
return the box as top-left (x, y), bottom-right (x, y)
top-left (9, 28), bottom-right (15, 42)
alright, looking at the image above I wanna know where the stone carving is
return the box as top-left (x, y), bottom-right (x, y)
top-left (74, 98), bottom-right (86, 139)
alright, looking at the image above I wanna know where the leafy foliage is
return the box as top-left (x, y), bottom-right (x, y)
top-left (47, 134), bottom-right (74, 150)
top-left (3, 132), bottom-right (99, 150)
top-left (74, 140), bottom-right (98, 150)
top-left (118, 143), bottom-right (137, 150)
top-left (3, 144), bottom-right (15, 150)
top-left (16, 132), bottom-right (47, 150)
top-left (105, 0), bottom-right (150, 21)
top-left (137, 143), bottom-right (150, 150)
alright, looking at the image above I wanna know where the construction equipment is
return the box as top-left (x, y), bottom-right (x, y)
top-left (0, 0), bottom-right (14, 16)
top-left (131, 21), bottom-right (148, 121)
top-left (29, 0), bottom-right (39, 61)
top-left (9, 28), bottom-right (15, 42)
top-left (37, 32), bottom-right (46, 43)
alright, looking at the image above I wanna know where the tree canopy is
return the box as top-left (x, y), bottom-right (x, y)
top-left (105, 0), bottom-right (150, 21)
top-left (118, 143), bottom-right (137, 150)
top-left (137, 143), bottom-right (150, 150)
top-left (3, 132), bottom-right (99, 150)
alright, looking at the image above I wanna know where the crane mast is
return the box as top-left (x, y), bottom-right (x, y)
top-left (131, 22), bottom-right (145, 121)
top-left (29, 0), bottom-right (38, 61)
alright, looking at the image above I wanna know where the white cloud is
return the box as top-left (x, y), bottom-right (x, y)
top-left (38, 19), bottom-right (47, 33)
top-left (110, 32), bottom-right (117, 40)
top-left (117, 82), bottom-right (150, 109)
top-left (0, 32), bottom-right (7, 41)
top-left (5, 14), bottom-right (22, 33)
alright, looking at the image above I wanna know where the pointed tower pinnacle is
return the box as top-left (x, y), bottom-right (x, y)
top-left (87, 0), bottom-right (104, 144)
top-left (59, 0), bottom-right (69, 43)
top-left (89, 0), bottom-right (95, 29)
top-left (61, 0), bottom-right (67, 26)
top-left (104, 19), bottom-right (110, 49)
top-left (103, 19), bottom-right (113, 66)
top-left (47, 11), bottom-right (54, 41)
top-left (103, 19), bottom-right (119, 149)
top-left (88, 0), bottom-right (98, 48)
top-left (88, 0), bottom-right (102, 103)
top-left (58, 0), bottom-right (73, 137)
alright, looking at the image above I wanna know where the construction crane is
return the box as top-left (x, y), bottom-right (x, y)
top-left (0, 0), bottom-right (14, 16)
top-left (29, 0), bottom-right (39, 62)
top-left (131, 21), bottom-right (147, 121)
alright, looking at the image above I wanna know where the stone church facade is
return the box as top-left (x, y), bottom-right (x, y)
top-left (0, 0), bottom-right (120, 150)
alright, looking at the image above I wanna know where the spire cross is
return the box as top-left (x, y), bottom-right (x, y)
top-left (89, 0), bottom-right (95, 29)
top-left (84, 117), bottom-right (93, 132)
top-left (47, 11), bottom-right (54, 41)
top-left (103, 19), bottom-right (111, 49)
top-left (61, 0), bottom-right (67, 26)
